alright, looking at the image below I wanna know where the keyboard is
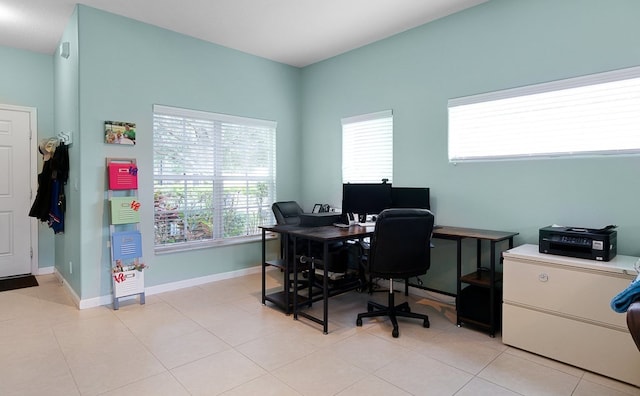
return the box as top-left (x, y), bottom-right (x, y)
top-left (358, 222), bottom-right (376, 227)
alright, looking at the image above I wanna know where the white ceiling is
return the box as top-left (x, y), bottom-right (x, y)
top-left (0, 0), bottom-right (487, 67)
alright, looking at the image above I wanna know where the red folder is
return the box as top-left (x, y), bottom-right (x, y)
top-left (108, 162), bottom-right (138, 190)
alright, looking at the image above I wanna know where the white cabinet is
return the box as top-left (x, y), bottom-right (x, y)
top-left (502, 244), bottom-right (640, 386)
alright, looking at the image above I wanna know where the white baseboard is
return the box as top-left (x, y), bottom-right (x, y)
top-left (145, 266), bottom-right (262, 296)
top-left (52, 265), bottom-right (453, 310)
top-left (53, 269), bottom-right (82, 308)
top-left (36, 266), bottom-right (55, 275)
top-left (71, 266), bottom-right (263, 310)
top-left (407, 284), bottom-right (456, 306)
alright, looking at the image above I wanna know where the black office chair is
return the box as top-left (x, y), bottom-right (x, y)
top-left (356, 208), bottom-right (435, 338)
top-left (272, 200), bottom-right (351, 272)
top-left (272, 201), bottom-right (303, 225)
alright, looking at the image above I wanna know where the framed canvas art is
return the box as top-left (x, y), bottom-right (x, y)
top-left (105, 121), bottom-right (136, 145)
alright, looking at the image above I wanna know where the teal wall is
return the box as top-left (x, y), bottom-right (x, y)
top-left (53, 8), bottom-right (81, 294)
top-left (74, 6), bottom-right (302, 299)
top-left (2, 0), bottom-right (640, 300)
top-left (0, 46), bottom-right (55, 269)
top-left (300, 0), bottom-right (640, 293)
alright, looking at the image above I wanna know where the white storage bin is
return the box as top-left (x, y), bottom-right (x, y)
top-left (113, 269), bottom-right (144, 298)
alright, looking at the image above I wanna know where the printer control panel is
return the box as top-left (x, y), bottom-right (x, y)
top-left (549, 234), bottom-right (592, 247)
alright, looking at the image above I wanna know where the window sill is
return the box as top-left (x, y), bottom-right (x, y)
top-left (154, 232), bottom-right (278, 255)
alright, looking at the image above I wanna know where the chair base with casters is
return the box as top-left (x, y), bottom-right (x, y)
top-left (356, 278), bottom-right (430, 338)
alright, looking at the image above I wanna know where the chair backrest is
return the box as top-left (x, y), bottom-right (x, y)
top-left (272, 201), bottom-right (303, 225)
top-left (368, 208), bottom-right (435, 279)
top-left (628, 300), bottom-right (640, 351)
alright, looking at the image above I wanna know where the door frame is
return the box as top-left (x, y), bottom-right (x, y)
top-left (1, 103), bottom-right (39, 275)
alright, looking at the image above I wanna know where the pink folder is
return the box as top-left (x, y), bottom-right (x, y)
top-left (108, 162), bottom-right (138, 190)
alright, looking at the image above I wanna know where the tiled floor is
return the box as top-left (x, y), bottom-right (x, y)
top-left (1, 270), bottom-right (639, 396)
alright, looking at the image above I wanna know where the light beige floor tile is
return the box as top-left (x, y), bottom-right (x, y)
top-left (232, 294), bottom-right (270, 314)
top-left (415, 330), bottom-right (503, 374)
top-left (573, 378), bottom-right (638, 396)
top-left (364, 313), bottom-right (445, 348)
top-left (203, 306), bottom-right (294, 346)
top-left (171, 349), bottom-right (266, 395)
top-left (115, 301), bottom-right (203, 342)
top-left (221, 374), bottom-right (301, 396)
top-left (64, 342), bottom-right (166, 395)
top-left (455, 377), bottom-right (520, 396)
top-left (0, 345), bottom-right (79, 396)
top-left (198, 279), bottom-right (259, 303)
top-left (183, 303), bottom-right (255, 329)
top-left (99, 372), bottom-right (190, 396)
top-left (272, 349), bottom-right (368, 396)
top-left (580, 372), bottom-right (640, 396)
top-left (53, 317), bottom-right (166, 395)
top-left (3, 271), bottom-right (639, 396)
top-left (330, 331), bottom-right (408, 372)
top-left (158, 284), bottom-right (225, 313)
top-left (336, 374), bottom-right (412, 396)
top-left (0, 290), bottom-right (44, 321)
top-left (52, 314), bottom-right (136, 350)
top-left (145, 328), bottom-right (231, 369)
top-left (374, 350), bottom-right (473, 395)
top-left (285, 317), bottom-right (363, 348)
top-left (235, 330), bottom-right (318, 371)
top-left (40, 301), bottom-right (115, 326)
top-left (503, 346), bottom-right (586, 377)
top-left (478, 352), bottom-right (581, 395)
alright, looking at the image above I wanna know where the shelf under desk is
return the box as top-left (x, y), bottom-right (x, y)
top-left (409, 225), bottom-right (518, 337)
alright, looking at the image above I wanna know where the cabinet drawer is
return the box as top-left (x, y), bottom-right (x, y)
top-left (503, 303), bottom-right (640, 387)
top-left (503, 258), bottom-right (630, 328)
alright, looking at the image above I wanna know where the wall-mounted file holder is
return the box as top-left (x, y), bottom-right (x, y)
top-left (107, 157), bottom-right (145, 309)
top-left (110, 196), bottom-right (141, 224)
top-left (108, 159), bottom-right (138, 190)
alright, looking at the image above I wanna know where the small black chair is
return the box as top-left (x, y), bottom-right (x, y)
top-left (272, 201), bottom-right (303, 225)
top-left (356, 208), bottom-right (435, 338)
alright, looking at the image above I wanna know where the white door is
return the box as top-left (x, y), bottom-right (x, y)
top-left (0, 105), bottom-right (36, 277)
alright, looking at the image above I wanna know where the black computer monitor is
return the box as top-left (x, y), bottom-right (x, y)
top-left (342, 183), bottom-right (392, 216)
top-left (391, 187), bottom-right (430, 210)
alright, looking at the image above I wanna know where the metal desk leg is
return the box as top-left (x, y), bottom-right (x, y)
top-left (322, 241), bottom-right (329, 334)
top-left (287, 237), bottom-right (298, 320)
top-left (489, 241), bottom-right (496, 337)
top-left (456, 237), bottom-right (462, 326)
top-left (292, 236), bottom-right (298, 319)
top-left (476, 239), bottom-right (482, 271)
top-left (261, 228), bottom-right (266, 305)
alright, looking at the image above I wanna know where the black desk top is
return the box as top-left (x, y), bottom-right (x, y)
top-left (433, 225), bottom-right (519, 242)
top-left (262, 224), bottom-right (374, 242)
top-left (263, 224), bottom-right (518, 243)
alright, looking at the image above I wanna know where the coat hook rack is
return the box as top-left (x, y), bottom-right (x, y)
top-left (57, 131), bottom-right (72, 145)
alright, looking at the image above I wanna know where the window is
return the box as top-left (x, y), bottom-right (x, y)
top-left (342, 110), bottom-right (393, 183)
top-left (448, 65), bottom-right (640, 162)
top-left (153, 105), bottom-right (276, 252)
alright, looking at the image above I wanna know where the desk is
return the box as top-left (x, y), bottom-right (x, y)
top-left (262, 224), bottom-right (518, 335)
top-left (430, 226), bottom-right (519, 337)
top-left (261, 224), bottom-right (374, 333)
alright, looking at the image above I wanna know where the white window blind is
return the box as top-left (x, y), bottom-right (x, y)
top-left (153, 105), bottom-right (276, 252)
top-left (448, 65), bottom-right (640, 162)
top-left (342, 110), bottom-right (393, 183)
